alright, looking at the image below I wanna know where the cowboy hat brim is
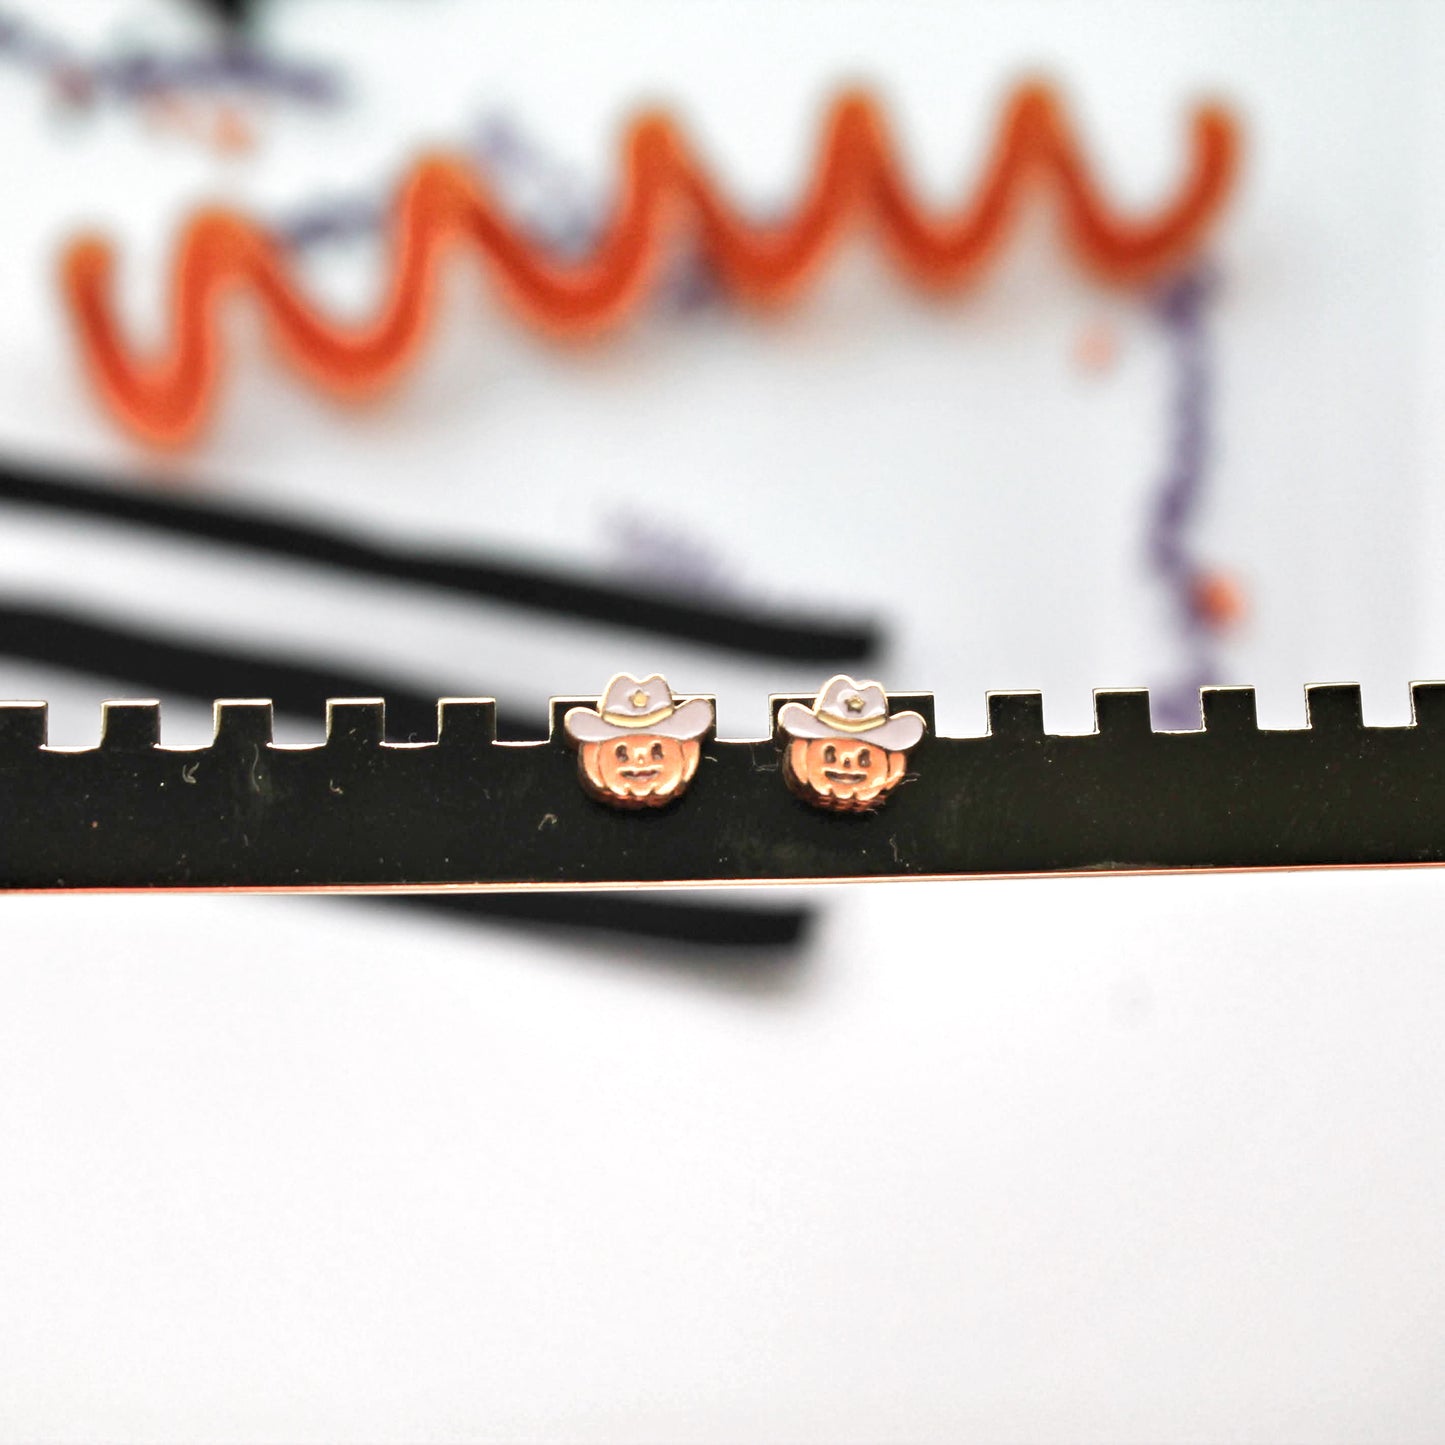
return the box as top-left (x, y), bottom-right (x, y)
top-left (778, 702), bottom-right (924, 752)
top-left (564, 696), bottom-right (713, 744)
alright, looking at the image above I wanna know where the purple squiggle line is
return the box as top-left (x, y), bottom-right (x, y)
top-left (276, 111), bottom-right (719, 309)
top-left (1147, 261), bottom-right (1222, 729)
top-left (273, 115), bottom-right (581, 252)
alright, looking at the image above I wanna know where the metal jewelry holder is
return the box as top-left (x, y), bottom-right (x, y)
top-left (2, 684), bottom-right (1443, 891)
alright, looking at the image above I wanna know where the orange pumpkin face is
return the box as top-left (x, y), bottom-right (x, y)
top-left (784, 736), bottom-right (907, 811)
top-left (579, 734), bottom-right (700, 808)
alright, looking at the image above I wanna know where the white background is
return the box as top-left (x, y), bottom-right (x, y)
top-left (1, 1), bottom-right (1444, 1440)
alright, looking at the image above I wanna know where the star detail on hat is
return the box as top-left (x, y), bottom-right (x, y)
top-left (778, 675), bottom-right (925, 752)
top-left (564, 673), bottom-right (714, 744)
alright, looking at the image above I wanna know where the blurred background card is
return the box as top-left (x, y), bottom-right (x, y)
top-left (1, 2), bottom-right (1444, 1441)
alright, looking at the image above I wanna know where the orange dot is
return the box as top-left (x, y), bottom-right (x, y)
top-left (52, 67), bottom-right (95, 110)
top-left (213, 105), bottom-right (256, 155)
top-left (1073, 319), bottom-right (1119, 373)
top-left (1192, 570), bottom-right (1247, 630)
top-left (141, 93), bottom-right (182, 130)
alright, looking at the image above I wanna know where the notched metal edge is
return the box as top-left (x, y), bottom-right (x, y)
top-left (0, 683), bottom-right (1441, 753)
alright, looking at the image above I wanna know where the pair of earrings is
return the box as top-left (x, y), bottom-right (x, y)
top-left (562, 672), bottom-right (925, 814)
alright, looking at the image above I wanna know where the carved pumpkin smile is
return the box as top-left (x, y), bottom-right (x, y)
top-left (585, 734), bottom-right (695, 803)
top-left (786, 737), bottom-right (897, 807)
top-left (616, 738), bottom-right (664, 780)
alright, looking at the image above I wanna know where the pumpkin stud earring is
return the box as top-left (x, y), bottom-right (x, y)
top-left (563, 673), bottom-right (713, 809)
top-left (779, 675), bottom-right (924, 813)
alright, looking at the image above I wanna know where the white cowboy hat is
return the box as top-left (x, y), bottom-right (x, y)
top-left (564, 673), bottom-right (713, 744)
top-left (779, 675), bottom-right (925, 752)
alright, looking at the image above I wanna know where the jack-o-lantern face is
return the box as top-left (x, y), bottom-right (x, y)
top-left (580, 734), bottom-right (700, 808)
top-left (784, 736), bottom-right (908, 811)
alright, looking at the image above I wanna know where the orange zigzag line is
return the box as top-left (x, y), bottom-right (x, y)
top-left (60, 83), bottom-right (1241, 448)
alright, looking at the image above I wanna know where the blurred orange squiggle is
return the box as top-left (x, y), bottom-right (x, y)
top-left (60, 83), bottom-right (1241, 448)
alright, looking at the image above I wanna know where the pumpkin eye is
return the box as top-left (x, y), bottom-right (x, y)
top-left (615, 742), bottom-right (629, 761)
top-left (651, 740), bottom-right (664, 761)
top-left (823, 744), bottom-right (837, 764)
top-left (857, 747), bottom-right (871, 767)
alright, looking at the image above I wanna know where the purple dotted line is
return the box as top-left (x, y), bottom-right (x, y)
top-left (600, 509), bottom-right (743, 601)
top-left (1147, 261), bottom-right (1223, 729)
